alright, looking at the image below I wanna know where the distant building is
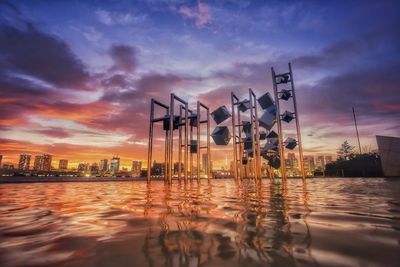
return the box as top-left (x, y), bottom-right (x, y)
top-left (173, 162), bottom-right (179, 175)
top-left (110, 157), bottom-right (120, 174)
top-left (315, 156), bottom-right (325, 171)
top-left (90, 163), bottom-right (99, 173)
top-left (59, 159), bottom-right (68, 170)
top-left (34, 155), bottom-right (44, 171)
top-left (132, 160), bottom-right (142, 177)
top-left (78, 162), bottom-right (89, 172)
top-left (3, 164), bottom-right (14, 170)
top-left (286, 153), bottom-right (299, 176)
top-left (42, 154), bottom-right (52, 171)
top-left (376, 135), bottom-right (400, 177)
top-left (99, 159), bottom-right (108, 172)
top-left (151, 161), bottom-right (164, 175)
top-left (0, 155), bottom-right (2, 168)
top-left (304, 156), bottom-right (315, 175)
top-left (18, 154), bottom-right (31, 170)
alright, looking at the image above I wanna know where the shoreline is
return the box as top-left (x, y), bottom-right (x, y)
top-left (0, 176), bottom-right (396, 184)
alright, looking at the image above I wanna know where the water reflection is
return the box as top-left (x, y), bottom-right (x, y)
top-left (0, 178), bottom-right (400, 267)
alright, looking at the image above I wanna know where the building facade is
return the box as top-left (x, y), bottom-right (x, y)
top-left (59, 159), bottom-right (68, 170)
top-left (376, 135), bottom-right (400, 177)
top-left (18, 154), bottom-right (31, 170)
top-left (99, 159), bottom-right (108, 172)
top-left (110, 157), bottom-right (120, 174)
top-left (132, 161), bottom-right (142, 177)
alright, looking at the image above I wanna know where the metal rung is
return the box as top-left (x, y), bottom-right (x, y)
top-left (200, 120), bottom-right (208, 123)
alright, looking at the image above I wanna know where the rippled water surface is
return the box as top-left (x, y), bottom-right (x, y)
top-left (0, 178), bottom-right (399, 267)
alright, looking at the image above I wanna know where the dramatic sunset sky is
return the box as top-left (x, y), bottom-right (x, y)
top-left (0, 0), bottom-right (399, 168)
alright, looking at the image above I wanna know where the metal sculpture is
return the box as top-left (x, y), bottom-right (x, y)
top-left (271, 63), bottom-right (306, 180)
top-left (147, 94), bottom-right (211, 184)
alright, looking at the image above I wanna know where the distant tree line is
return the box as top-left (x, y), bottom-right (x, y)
top-left (324, 141), bottom-right (383, 177)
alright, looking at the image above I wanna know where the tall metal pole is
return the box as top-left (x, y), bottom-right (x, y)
top-left (169, 94), bottom-right (175, 184)
top-left (237, 102), bottom-right (244, 180)
top-left (352, 107), bottom-right (362, 154)
top-left (164, 129), bottom-right (168, 183)
top-left (147, 99), bottom-right (154, 183)
top-left (252, 89), bottom-right (262, 180)
top-left (231, 92), bottom-right (238, 180)
top-left (196, 101), bottom-right (201, 182)
top-left (178, 106), bottom-right (183, 182)
top-left (190, 117), bottom-right (193, 182)
top-left (184, 103), bottom-right (189, 183)
top-left (272, 67), bottom-right (287, 181)
top-left (289, 63), bottom-right (306, 180)
top-left (206, 108), bottom-right (211, 180)
top-left (249, 89), bottom-right (257, 180)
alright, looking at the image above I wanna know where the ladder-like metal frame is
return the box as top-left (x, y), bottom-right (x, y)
top-left (271, 63), bottom-right (306, 181)
top-left (168, 94), bottom-right (189, 184)
top-left (147, 99), bottom-right (170, 183)
top-left (196, 101), bottom-right (212, 181)
top-left (148, 94), bottom-right (211, 184)
top-left (231, 89), bottom-right (262, 180)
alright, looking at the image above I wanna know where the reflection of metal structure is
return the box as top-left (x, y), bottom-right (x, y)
top-left (147, 93), bottom-right (211, 183)
top-left (230, 89), bottom-right (262, 180)
top-left (271, 63), bottom-right (306, 180)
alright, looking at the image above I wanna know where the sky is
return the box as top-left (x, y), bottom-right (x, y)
top-left (0, 0), bottom-right (399, 169)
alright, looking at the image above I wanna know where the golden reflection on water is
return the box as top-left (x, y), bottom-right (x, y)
top-left (0, 178), bottom-right (399, 267)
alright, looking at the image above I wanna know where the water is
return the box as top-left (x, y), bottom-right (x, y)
top-left (0, 178), bottom-right (399, 267)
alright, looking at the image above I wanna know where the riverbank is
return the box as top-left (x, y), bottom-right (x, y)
top-left (1, 176), bottom-right (396, 184)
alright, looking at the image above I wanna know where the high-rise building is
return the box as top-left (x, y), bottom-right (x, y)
top-left (151, 161), bottom-right (164, 175)
top-left (0, 155), bottom-right (2, 168)
top-left (90, 163), bottom-right (99, 173)
top-left (59, 159), bottom-right (68, 170)
top-left (132, 160), bottom-right (142, 177)
top-left (285, 153), bottom-right (299, 176)
top-left (110, 157), bottom-right (120, 174)
top-left (78, 162), bottom-right (89, 172)
top-left (34, 155), bottom-right (43, 170)
top-left (42, 154), bottom-right (52, 171)
top-left (316, 156), bottom-right (325, 171)
top-left (99, 159), bottom-right (108, 172)
top-left (18, 154), bottom-right (31, 170)
top-left (303, 156), bottom-right (315, 175)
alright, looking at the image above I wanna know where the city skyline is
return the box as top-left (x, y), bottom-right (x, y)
top-left (2, 152), bottom-right (334, 172)
top-left (1, 1), bottom-right (399, 166)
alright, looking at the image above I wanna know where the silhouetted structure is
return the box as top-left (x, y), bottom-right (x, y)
top-left (325, 153), bottom-right (383, 177)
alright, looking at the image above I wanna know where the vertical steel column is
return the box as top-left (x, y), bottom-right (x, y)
top-left (250, 89), bottom-right (262, 180)
top-left (289, 63), bottom-right (306, 180)
top-left (231, 92), bottom-right (238, 180)
top-left (164, 129), bottom-right (169, 183)
top-left (184, 103), bottom-right (189, 184)
top-left (147, 99), bottom-right (154, 183)
top-left (190, 114), bottom-right (193, 182)
top-left (196, 101), bottom-right (201, 182)
top-left (206, 107), bottom-right (211, 180)
top-left (178, 105), bottom-right (183, 182)
top-left (272, 68), bottom-right (287, 181)
top-left (352, 107), bottom-right (362, 154)
top-left (237, 100), bottom-right (244, 180)
top-left (168, 94), bottom-right (175, 184)
top-left (249, 89), bottom-right (256, 180)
